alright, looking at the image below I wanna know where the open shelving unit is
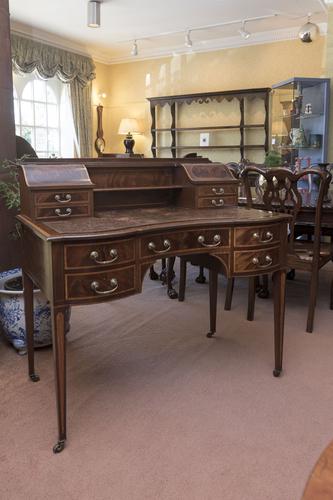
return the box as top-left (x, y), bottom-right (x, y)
top-left (147, 88), bottom-right (270, 162)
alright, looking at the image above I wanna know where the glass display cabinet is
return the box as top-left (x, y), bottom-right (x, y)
top-left (271, 77), bottom-right (330, 169)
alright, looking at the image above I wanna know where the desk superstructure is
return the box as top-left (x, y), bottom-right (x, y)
top-left (18, 158), bottom-right (289, 453)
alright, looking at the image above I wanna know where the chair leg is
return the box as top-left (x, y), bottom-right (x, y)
top-left (258, 274), bottom-right (270, 299)
top-left (330, 278), bottom-right (333, 310)
top-left (247, 277), bottom-right (256, 321)
top-left (306, 267), bottom-right (319, 333)
top-left (167, 257), bottom-right (178, 299)
top-left (207, 268), bottom-right (218, 338)
top-left (195, 266), bottom-right (206, 284)
top-left (224, 278), bottom-right (234, 310)
top-left (178, 258), bottom-right (187, 302)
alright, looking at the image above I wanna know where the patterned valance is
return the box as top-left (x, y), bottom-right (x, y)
top-left (11, 34), bottom-right (96, 87)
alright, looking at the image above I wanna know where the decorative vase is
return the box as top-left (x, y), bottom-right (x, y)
top-left (0, 268), bottom-right (70, 354)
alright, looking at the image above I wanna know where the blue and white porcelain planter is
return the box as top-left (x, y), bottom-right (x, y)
top-left (0, 268), bottom-right (70, 353)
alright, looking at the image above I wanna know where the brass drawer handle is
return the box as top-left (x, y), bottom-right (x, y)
top-left (148, 239), bottom-right (171, 254)
top-left (252, 231), bottom-right (273, 243)
top-left (252, 255), bottom-right (273, 268)
top-left (211, 198), bottom-right (224, 207)
top-left (90, 249), bottom-right (118, 265)
top-left (91, 278), bottom-right (118, 295)
top-left (55, 208), bottom-right (72, 217)
top-left (212, 187), bottom-right (224, 195)
top-left (197, 234), bottom-right (221, 247)
top-left (55, 194), bottom-right (72, 203)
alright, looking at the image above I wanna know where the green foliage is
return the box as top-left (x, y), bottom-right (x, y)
top-left (0, 160), bottom-right (20, 211)
top-left (264, 151), bottom-right (283, 168)
top-left (0, 159), bottom-right (22, 239)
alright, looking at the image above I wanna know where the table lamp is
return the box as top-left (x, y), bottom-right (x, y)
top-left (118, 118), bottom-right (141, 154)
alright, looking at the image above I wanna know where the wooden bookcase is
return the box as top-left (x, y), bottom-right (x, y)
top-left (147, 88), bottom-right (270, 163)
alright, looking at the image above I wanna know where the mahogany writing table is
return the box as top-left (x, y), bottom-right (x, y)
top-left (17, 159), bottom-right (290, 453)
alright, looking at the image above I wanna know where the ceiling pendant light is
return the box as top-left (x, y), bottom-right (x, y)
top-left (88, 0), bottom-right (101, 28)
top-left (239, 20), bottom-right (250, 39)
top-left (131, 40), bottom-right (138, 56)
top-left (185, 30), bottom-right (193, 48)
top-left (298, 13), bottom-right (319, 43)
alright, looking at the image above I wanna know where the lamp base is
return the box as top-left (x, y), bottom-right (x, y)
top-left (124, 134), bottom-right (135, 154)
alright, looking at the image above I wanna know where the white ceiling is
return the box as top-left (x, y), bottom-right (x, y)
top-left (9, 0), bottom-right (329, 64)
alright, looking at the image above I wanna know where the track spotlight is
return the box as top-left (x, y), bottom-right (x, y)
top-left (131, 40), bottom-right (138, 56)
top-left (298, 13), bottom-right (319, 43)
top-left (87, 0), bottom-right (101, 28)
top-left (185, 30), bottom-right (193, 48)
top-left (239, 21), bottom-right (250, 39)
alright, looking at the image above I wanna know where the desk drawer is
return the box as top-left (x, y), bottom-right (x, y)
top-left (64, 239), bottom-right (135, 270)
top-left (65, 265), bottom-right (136, 301)
top-left (35, 205), bottom-right (90, 220)
top-left (234, 247), bottom-right (280, 274)
top-left (234, 225), bottom-right (280, 248)
top-left (197, 185), bottom-right (237, 197)
top-left (140, 228), bottom-right (230, 258)
top-left (34, 190), bottom-right (90, 205)
top-left (197, 196), bottom-right (237, 208)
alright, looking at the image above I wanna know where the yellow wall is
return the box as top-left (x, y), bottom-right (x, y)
top-left (93, 36), bottom-right (326, 158)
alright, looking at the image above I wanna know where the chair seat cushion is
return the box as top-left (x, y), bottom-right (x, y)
top-left (291, 241), bottom-right (333, 264)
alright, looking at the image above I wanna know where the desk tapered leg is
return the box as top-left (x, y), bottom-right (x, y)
top-left (22, 271), bottom-right (40, 382)
top-left (52, 306), bottom-right (67, 453)
top-left (272, 269), bottom-right (286, 377)
top-left (207, 269), bottom-right (218, 338)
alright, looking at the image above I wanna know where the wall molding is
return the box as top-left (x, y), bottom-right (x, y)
top-left (11, 20), bottom-right (327, 66)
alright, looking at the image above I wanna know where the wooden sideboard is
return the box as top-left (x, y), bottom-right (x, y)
top-left (18, 158), bottom-right (290, 453)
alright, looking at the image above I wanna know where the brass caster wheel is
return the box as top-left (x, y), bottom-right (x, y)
top-left (167, 288), bottom-right (178, 299)
top-left (159, 270), bottom-right (167, 283)
top-left (206, 332), bottom-right (215, 338)
top-left (273, 369), bottom-right (281, 377)
top-left (195, 275), bottom-right (206, 284)
top-left (53, 440), bottom-right (65, 454)
top-left (29, 373), bottom-right (40, 382)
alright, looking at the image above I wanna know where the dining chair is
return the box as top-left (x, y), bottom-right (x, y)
top-left (228, 166), bottom-right (333, 333)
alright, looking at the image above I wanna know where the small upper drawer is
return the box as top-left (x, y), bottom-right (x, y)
top-left (35, 205), bottom-right (90, 220)
top-left (234, 225), bottom-right (280, 248)
top-left (64, 238), bottom-right (135, 270)
top-left (65, 265), bottom-right (137, 301)
top-left (234, 247), bottom-right (280, 274)
top-left (197, 196), bottom-right (237, 208)
top-left (197, 185), bottom-right (237, 197)
top-left (34, 190), bottom-right (90, 205)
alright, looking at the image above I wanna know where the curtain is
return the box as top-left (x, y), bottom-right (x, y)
top-left (11, 34), bottom-right (96, 157)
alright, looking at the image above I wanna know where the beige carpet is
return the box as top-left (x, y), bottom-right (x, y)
top-left (1, 262), bottom-right (333, 500)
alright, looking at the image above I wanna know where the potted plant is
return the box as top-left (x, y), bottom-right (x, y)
top-left (0, 160), bottom-right (70, 354)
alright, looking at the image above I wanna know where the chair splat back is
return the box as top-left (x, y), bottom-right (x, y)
top-left (241, 166), bottom-right (331, 256)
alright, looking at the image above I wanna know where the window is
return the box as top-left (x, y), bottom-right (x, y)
top-left (13, 72), bottom-right (75, 158)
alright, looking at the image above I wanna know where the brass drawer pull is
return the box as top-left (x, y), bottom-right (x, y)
top-left (90, 249), bottom-right (118, 265)
top-left (55, 208), bottom-right (72, 217)
top-left (148, 239), bottom-right (171, 254)
top-left (197, 234), bottom-right (221, 248)
top-left (91, 278), bottom-right (118, 295)
top-left (211, 198), bottom-right (224, 207)
top-left (252, 231), bottom-right (273, 243)
top-left (252, 255), bottom-right (273, 268)
top-left (55, 194), bottom-right (72, 203)
top-left (212, 187), bottom-right (224, 195)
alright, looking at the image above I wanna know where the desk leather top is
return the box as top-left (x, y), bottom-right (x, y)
top-left (19, 206), bottom-right (291, 242)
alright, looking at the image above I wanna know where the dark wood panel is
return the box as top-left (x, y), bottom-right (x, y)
top-left (0, 0), bottom-right (19, 271)
top-left (35, 190), bottom-right (90, 205)
top-left (35, 205), bottom-right (90, 220)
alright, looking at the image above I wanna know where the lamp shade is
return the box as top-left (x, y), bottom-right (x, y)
top-left (118, 118), bottom-right (141, 135)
